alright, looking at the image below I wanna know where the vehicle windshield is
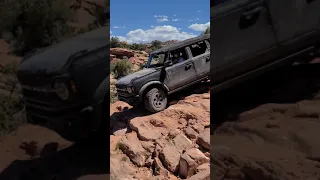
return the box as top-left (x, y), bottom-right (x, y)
top-left (146, 52), bottom-right (166, 68)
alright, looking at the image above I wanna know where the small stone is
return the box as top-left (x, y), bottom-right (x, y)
top-left (185, 127), bottom-right (199, 139)
top-left (153, 157), bottom-right (169, 176)
top-left (145, 156), bottom-right (153, 168)
top-left (150, 117), bottom-right (167, 128)
top-left (192, 124), bottom-right (204, 133)
top-left (173, 133), bottom-right (193, 153)
top-left (204, 152), bottom-right (210, 158)
top-left (197, 163), bottom-right (210, 172)
top-left (156, 137), bottom-right (168, 148)
top-left (113, 128), bottom-right (128, 136)
top-left (186, 169), bottom-right (210, 180)
top-left (141, 141), bottom-right (155, 153)
top-left (153, 144), bottom-right (162, 157)
top-left (169, 129), bottom-right (180, 138)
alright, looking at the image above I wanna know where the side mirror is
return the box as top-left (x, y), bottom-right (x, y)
top-left (164, 60), bottom-right (172, 67)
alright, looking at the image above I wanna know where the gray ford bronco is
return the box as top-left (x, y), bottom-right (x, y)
top-left (115, 34), bottom-right (210, 113)
top-left (16, 25), bottom-right (110, 142)
top-left (210, 0), bottom-right (320, 92)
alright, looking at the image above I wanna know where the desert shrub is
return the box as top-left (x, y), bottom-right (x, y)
top-left (110, 37), bottom-right (121, 48)
top-left (110, 86), bottom-right (118, 103)
top-left (0, 95), bottom-right (25, 135)
top-left (111, 59), bottom-right (132, 78)
top-left (0, 63), bottom-right (18, 74)
top-left (201, 27), bottom-right (210, 35)
top-left (0, 0), bottom-right (75, 56)
top-left (129, 43), bottom-right (146, 51)
top-left (150, 40), bottom-right (162, 51)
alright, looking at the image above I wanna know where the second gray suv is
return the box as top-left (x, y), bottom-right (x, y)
top-left (115, 34), bottom-right (210, 113)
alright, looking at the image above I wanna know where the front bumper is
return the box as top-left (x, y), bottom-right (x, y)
top-left (24, 98), bottom-right (99, 134)
top-left (118, 94), bottom-right (141, 106)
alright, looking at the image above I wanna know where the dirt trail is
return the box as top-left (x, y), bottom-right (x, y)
top-left (211, 64), bottom-right (320, 180)
top-left (0, 124), bottom-right (111, 180)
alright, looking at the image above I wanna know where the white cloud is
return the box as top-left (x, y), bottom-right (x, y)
top-left (157, 17), bottom-right (168, 22)
top-left (110, 30), bottom-right (112, 34)
top-left (188, 22), bottom-right (210, 31)
top-left (197, 10), bottom-right (202, 12)
top-left (154, 15), bottom-right (169, 22)
top-left (112, 25), bottom-right (126, 29)
top-left (188, 20), bottom-right (194, 22)
top-left (172, 19), bottom-right (179, 22)
top-left (112, 25), bottom-right (196, 44)
top-left (173, 14), bottom-right (176, 17)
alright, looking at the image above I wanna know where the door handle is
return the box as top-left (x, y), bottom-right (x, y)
top-left (206, 57), bottom-right (210, 62)
top-left (239, 7), bottom-right (262, 29)
top-left (185, 64), bottom-right (192, 70)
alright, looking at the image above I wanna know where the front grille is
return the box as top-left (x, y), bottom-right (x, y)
top-left (18, 75), bottom-right (85, 120)
top-left (22, 88), bottom-right (62, 104)
top-left (115, 86), bottom-right (134, 98)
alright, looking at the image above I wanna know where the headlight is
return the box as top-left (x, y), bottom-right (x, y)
top-left (54, 80), bottom-right (69, 100)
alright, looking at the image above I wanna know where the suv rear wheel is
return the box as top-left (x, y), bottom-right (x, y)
top-left (144, 87), bottom-right (167, 113)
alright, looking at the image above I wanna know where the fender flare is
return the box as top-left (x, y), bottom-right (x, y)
top-left (92, 75), bottom-right (110, 107)
top-left (139, 81), bottom-right (169, 97)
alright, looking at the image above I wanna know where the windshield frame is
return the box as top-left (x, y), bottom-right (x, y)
top-left (146, 51), bottom-right (167, 68)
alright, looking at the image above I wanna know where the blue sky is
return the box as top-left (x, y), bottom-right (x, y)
top-left (110, 0), bottom-right (210, 44)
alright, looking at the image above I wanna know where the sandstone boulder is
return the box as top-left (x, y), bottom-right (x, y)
top-left (119, 132), bottom-right (150, 166)
top-left (197, 128), bottom-right (210, 150)
top-left (110, 48), bottom-right (134, 58)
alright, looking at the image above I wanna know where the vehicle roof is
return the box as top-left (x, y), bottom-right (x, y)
top-left (151, 33), bottom-right (210, 54)
top-left (22, 25), bottom-right (109, 63)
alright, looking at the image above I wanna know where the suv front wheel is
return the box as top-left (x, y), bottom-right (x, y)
top-left (144, 87), bottom-right (168, 113)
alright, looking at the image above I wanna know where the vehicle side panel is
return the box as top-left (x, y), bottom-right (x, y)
top-left (211, 0), bottom-right (278, 84)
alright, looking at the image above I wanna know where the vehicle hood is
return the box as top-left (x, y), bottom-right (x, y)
top-left (116, 68), bottom-right (157, 86)
top-left (17, 26), bottom-right (109, 76)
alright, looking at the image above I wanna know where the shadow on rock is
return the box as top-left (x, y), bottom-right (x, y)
top-left (0, 140), bottom-right (109, 180)
top-left (110, 106), bottom-right (151, 135)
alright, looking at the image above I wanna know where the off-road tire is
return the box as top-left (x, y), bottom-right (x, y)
top-left (144, 87), bottom-right (167, 113)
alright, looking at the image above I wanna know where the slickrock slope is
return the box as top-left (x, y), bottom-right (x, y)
top-left (110, 92), bottom-right (210, 180)
top-left (211, 64), bottom-right (320, 180)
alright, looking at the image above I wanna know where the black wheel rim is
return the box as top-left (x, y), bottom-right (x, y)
top-left (152, 92), bottom-right (164, 108)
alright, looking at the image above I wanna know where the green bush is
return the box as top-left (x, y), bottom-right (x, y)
top-left (129, 43), bottom-right (146, 51)
top-left (0, 0), bottom-right (75, 56)
top-left (201, 27), bottom-right (210, 35)
top-left (0, 95), bottom-right (25, 136)
top-left (110, 86), bottom-right (118, 103)
top-left (111, 59), bottom-right (132, 79)
top-left (110, 37), bottom-right (121, 48)
top-left (151, 40), bottom-right (162, 51)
